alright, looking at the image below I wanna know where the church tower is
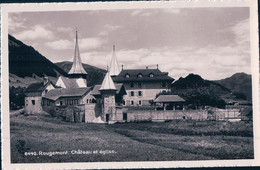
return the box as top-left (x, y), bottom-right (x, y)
top-left (109, 45), bottom-right (120, 77)
top-left (99, 70), bottom-right (117, 123)
top-left (68, 31), bottom-right (88, 87)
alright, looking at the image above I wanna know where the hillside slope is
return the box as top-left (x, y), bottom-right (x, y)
top-left (9, 34), bottom-right (67, 78)
top-left (214, 72), bottom-right (252, 99)
top-left (171, 74), bottom-right (233, 108)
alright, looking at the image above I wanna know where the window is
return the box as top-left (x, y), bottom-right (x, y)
top-left (47, 100), bottom-right (50, 106)
top-left (138, 91), bottom-right (142, 97)
top-left (130, 82), bottom-right (134, 88)
top-left (60, 101), bottom-right (63, 105)
top-left (149, 73), bottom-right (154, 78)
top-left (122, 100), bottom-right (125, 105)
top-left (162, 82), bottom-right (167, 88)
top-left (138, 82), bottom-right (142, 88)
top-left (86, 99), bottom-right (89, 104)
top-left (125, 74), bottom-right (130, 78)
top-left (137, 73), bottom-right (142, 78)
top-left (131, 101), bottom-right (134, 105)
top-left (139, 100), bottom-right (142, 105)
top-left (130, 91), bottom-right (134, 96)
top-left (45, 89), bottom-right (48, 93)
top-left (66, 99), bottom-right (79, 105)
top-left (31, 100), bottom-right (35, 105)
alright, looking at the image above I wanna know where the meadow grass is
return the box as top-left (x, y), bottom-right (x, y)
top-left (10, 115), bottom-right (253, 163)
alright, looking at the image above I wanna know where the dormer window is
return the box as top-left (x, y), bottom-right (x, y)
top-left (125, 74), bottom-right (130, 78)
top-left (149, 73), bottom-right (154, 78)
top-left (137, 73), bottom-right (143, 78)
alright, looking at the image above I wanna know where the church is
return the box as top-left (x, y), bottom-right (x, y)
top-left (24, 31), bottom-right (182, 123)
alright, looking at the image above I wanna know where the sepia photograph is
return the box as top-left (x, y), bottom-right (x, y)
top-left (1, 0), bottom-right (259, 169)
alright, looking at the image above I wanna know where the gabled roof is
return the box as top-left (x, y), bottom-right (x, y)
top-left (113, 69), bottom-right (174, 82)
top-left (154, 95), bottom-right (185, 103)
top-left (109, 45), bottom-right (120, 76)
top-left (68, 31), bottom-right (87, 75)
top-left (43, 87), bottom-right (92, 101)
top-left (59, 76), bottom-right (79, 88)
top-left (99, 71), bottom-right (116, 90)
top-left (91, 83), bottom-right (126, 96)
top-left (24, 80), bottom-right (54, 93)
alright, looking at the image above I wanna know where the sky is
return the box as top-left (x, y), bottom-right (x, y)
top-left (8, 7), bottom-right (250, 80)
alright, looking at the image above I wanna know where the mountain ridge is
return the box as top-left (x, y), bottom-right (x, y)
top-left (214, 72), bottom-right (252, 100)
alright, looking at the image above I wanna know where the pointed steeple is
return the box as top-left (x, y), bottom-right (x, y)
top-left (99, 70), bottom-right (116, 91)
top-left (109, 45), bottom-right (120, 76)
top-left (68, 31), bottom-right (87, 75)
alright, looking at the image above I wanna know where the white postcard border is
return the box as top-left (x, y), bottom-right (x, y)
top-left (1, 0), bottom-right (259, 169)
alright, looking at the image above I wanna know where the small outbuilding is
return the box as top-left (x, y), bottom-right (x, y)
top-left (24, 77), bottom-right (55, 114)
top-left (154, 95), bottom-right (185, 110)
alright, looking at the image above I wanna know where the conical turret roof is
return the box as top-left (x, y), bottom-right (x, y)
top-left (68, 31), bottom-right (87, 75)
top-left (109, 45), bottom-right (120, 76)
top-left (99, 70), bottom-right (116, 90)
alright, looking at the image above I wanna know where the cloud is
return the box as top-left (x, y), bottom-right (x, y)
top-left (79, 37), bottom-right (106, 50)
top-left (45, 37), bottom-right (105, 51)
top-left (13, 25), bottom-right (54, 40)
top-left (99, 24), bottom-right (123, 36)
top-left (8, 15), bottom-right (26, 31)
top-left (45, 39), bottom-right (73, 50)
top-left (80, 51), bottom-right (108, 67)
top-left (57, 27), bottom-right (73, 33)
top-left (112, 42), bottom-right (250, 80)
top-left (230, 18), bottom-right (250, 46)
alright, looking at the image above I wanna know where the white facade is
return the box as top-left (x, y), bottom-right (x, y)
top-left (124, 88), bottom-right (168, 106)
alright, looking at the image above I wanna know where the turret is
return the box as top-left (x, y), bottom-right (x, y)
top-left (99, 70), bottom-right (117, 123)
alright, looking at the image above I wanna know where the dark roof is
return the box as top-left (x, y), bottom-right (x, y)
top-left (24, 80), bottom-right (54, 93)
top-left (113, 69), bottom-right (174, 82)
top-left (43, 87), bottom-right (92, 101)
top-left (154, 95), bottom-right (185, 103)
top-left (59, 76), bottom-right (79, 88)
top-left (91, 83), bottom-right (127, 96)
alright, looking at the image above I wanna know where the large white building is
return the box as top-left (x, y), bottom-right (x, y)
top-left (108, 46), bottom-right (175, 106)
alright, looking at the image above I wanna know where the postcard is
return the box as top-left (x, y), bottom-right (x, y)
top-left (1, 0), bottom-right (260, 169)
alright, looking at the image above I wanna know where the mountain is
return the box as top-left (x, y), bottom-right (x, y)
top-left (214, 72), bottom-right (252, 100)
top-left (55, 61), bottom-right (106, 86)
top-left (171, 74), bottom-right (232, 108)
top-left (9, 34), bottom-right (67, 78)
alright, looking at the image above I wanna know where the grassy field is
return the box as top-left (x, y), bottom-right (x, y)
top-left (10, 115), bottom-right (254, 163)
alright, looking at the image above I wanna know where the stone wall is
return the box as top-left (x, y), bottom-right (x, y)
top-left (25, 96), bottom-right (42, 114)
top-left (206, 106), bottom-right (248, 120)
top-left (116, 109), bottom-right (208, 122)
top-left (85, 104), bottom-right (96, 123)
top-left (55, 105), bottom-right (85, 123)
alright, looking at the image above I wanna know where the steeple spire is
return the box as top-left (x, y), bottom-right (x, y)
top-left (68, 31), bottom-right (87, 75)
top-left (109, 45), bottom-right (120, 76)
top-left (100, 70), bottom-right (116, 90)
